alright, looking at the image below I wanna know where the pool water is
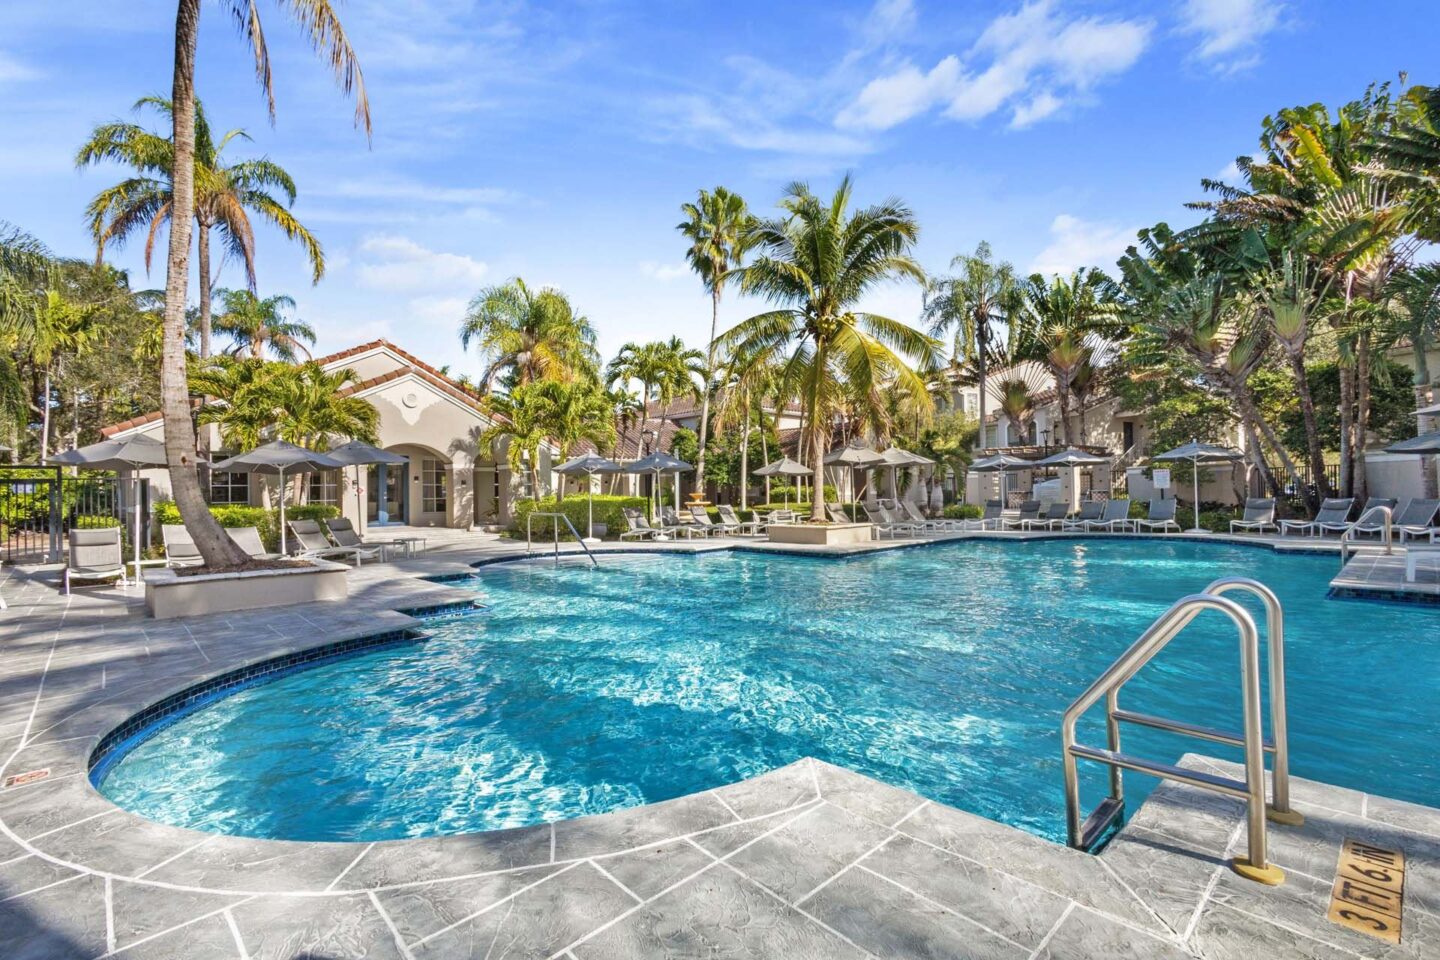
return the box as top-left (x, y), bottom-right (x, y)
top-left (97, 541), bottom-right (1440, 842)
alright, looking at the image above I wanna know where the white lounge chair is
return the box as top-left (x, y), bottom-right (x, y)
top-left (287, 519), bottom-right (380, 565)
top-left (962, 500), bottom-right (1003, 531)
top-left (161, 524), bottom-right (205, 568)
top-left (898, 499), bottom-right (956, 532)
top-left (1060, 500), bottom-right (1106, 531)
top-left (1084, 498), bottom-right (1133, 532)
top-left (863, 502), bottom-right (918, 538)
top-left (64, 528), bottom-right (127, 594)
top-left (325, 518), bottom-right (404, 559)
top-left (1021, 501), bottom-right (1070, 530)
top-left (1341, 497), bottom-right (1401, 539)
top-left (1230, 498), bottom-right (1278, 535)
top-left (717, 505), bottom-right (763, 535)
top-left (1278, 498), bottom-right (1353, 538)
top-left (1392, 498), bottom-right (1440, 542)
top-left (1000, 500), bottom-right (1042, 531)
top-left (619, 508), bottom-right (661, 540)
top-left (227, 526), bottom-right (283, 560)
top-left (687, 505), bottom-right (734, 536)
top-left (1135, 498), bottom-right (1181, 533)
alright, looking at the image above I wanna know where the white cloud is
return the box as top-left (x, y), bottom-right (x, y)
top-left (408, 295), bottom-right (471, 325)
top-left (651, 93), bottom-right (872, 158)
top-left (0, 52), bottom-right (39, 83)
top-left (1215, 152), bottom-right (1266, 182)
top-left (837, 0), bottom-right (1151, 131)
top-left (316, 177), bottom-right (515, 207)
top-left (1028, 214), bottom-right (1137, 276)
top-left (354, 235), bottom-right (489, 293)
top-left (639, 261), bottom-right (689, 282)
top-left (856, 0), bottom-right (917, 50)
top-left (1179, 0), bottom-right (1282, 70)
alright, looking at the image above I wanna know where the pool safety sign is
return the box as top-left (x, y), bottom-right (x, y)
top-left (1327, 838), bottom-right (1404, 944)
top-left (1152, 468), bottom-right (1171, 490)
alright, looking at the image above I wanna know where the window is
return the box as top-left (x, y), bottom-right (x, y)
top-left (210, 470), bottom-right (249, 504)
top-left (422, 458), bottom-right (448, 514)
top-left (307, 470), bottom-right (339, 505)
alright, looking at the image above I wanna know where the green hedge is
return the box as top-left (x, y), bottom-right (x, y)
top-left (943, 503), bottom-right (982, 520)
top-left (154, 501), bottom-right (340, 552)
top-left (767, 483), bottom-right (837, 502)
top-left (513, 495), bottom-right (650, 540)
top-left (73, 514), bottom-right (122, 529)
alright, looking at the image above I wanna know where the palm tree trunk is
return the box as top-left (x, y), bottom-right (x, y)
top-left (1338, 361), bottom-right (1355, 497)
top-left (161, 0), bottom-right (247, 568)
top-left (975, 322), bottom-right (989, 451)
top-left (694, 288), bottom-right (719, 490)
top-left (758, 406), bottom-right (771, 503)
top-left (1284, 349), bottom-right (1328, 510)
top-left (39, 366), bottom-right (52, 461)
top-left (1355, 332), bottom-right (1371, 502)
top-left (1055, 388), bottom-right (1072, 448)
top-left (809, 362), bottom-right (826, 523)
top-left (739, 399), bottom-right (749, 510)
top-left (196, 222), bottom-right (212, 359)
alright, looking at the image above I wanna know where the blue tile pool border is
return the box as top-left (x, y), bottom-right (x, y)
top-left (87, 628), bottom-right (430, 787)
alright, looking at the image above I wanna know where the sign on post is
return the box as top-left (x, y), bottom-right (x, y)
top-left (1152, 468), bottom-right (1171, 490)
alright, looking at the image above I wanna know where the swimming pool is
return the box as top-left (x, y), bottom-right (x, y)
top-left (95, 540), bottom-right (1440, 843)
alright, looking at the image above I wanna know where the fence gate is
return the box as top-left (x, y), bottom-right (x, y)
top-left (0, 466), bottom-right (149, 564)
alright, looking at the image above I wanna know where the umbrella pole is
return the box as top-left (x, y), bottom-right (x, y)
top-left (133, 475), bottom-right (142, 575)
top-left (279, 466), bottom-right (287, 555)
top-left (1193, 459), bottom-right (1202, 532)
top-left (354, 465), bottom-right (364, 534)
top-left (586, 471), bottom-right (596, 541)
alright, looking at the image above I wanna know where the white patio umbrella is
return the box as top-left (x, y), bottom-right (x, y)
top-left (877, 445), bottom-right (933, 502)
top-left (324, 440), bottom-right (408, 534)
top-left (968, 453), bottom-right (1030, 506)
top-left (1032, 446), bottom-right (1110, 505)
top-left (1153, 438), bottom-right (1244, 533)
top-left (752, 456), bottom-right (811, 507)
top-left (824, 443), bottom-right (886, 505)
top-left (210, 441), bottom-right (346, 554)
top-left (626, 451), bottom-right (694, 527)
top-left (556, 452), bottom-right (624, 541)
top-left (50, 435), bottom-right (169, 572)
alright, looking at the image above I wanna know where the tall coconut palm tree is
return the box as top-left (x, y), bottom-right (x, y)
top-left (77, 97), bottom-right (324, 359)
top-left (480, 387), bottom-right (551, 499)
top-left (1015, 268), bottom-right (1120, 447)
top-left (923, 242), bottom-right (1019, 450)
top-left (460, 278), bottom-right (599, 393)
top-left (526, 380), bottom-right (615, 502)
top-left (604, 337), bottom-right (704, 452)
top-left (678, 186), bottom-right (751, 484)
top-left (720, 177), bottom-right (940, 521)
top-left (212, 289), bottom-right (316, 361)
top-left (156, 0), bottom-right (368, 568)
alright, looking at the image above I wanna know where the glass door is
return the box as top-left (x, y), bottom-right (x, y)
top-left (367, 463), bottom-right (408, 524)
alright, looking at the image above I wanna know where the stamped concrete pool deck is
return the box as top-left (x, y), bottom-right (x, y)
top-left (1, 532), bottom-right (1436, 958)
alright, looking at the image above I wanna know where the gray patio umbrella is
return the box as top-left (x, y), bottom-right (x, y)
top-left (824, 443), bottom-right (886, 505)
top-left (50, 435), bottom-right (168, 570)
top-left (556, 452), bottom-right (624, 541)
top-left (877, 446), bottom-right (933, 501)
top-left (627, 451), bottom-right (694, 526)
top-left (1385, 430), bottom-right (1440, 454)
top-left (753, 456), bottom-right (811, 506)
top-left (968, 453), bottom-right (1030, 505)
top-left (1153, 439), bottom-right (1244, 533)
top-left (324, 440), bottom-right (409, 535)
top-left (211, 441), bottom-right (346, 554)
top-left (1033, 446), bottom-right (1110, 505)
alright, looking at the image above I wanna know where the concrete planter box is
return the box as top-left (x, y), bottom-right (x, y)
top-left (766, 522), bottom-right (873, 546)
top-left (145, 561), bottom-right (349, 619)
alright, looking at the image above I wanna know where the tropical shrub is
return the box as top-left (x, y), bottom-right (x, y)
top-left (943, 504), bottom-right (982, 520)
top-left (767, 483), bottom-right (837, 502)
top-left (512, 495), bottom-right (650, 540)
top-left (154, 501), bottom-right (339, 552)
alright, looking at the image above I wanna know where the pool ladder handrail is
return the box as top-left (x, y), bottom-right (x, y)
top-left (1338, 504), bottom-right (1393, 568)
top-left (1060, 576), bottom-right (1299, 886)
top-left (525, 512), bottom-right (599, 568)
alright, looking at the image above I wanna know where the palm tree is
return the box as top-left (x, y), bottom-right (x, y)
top-left (526, 380), bottom-right (615, 502)
top-left (1015, 268), bottom-right (1120, 446)
top-left (190, 356), bottom-right (276, 452)
top-left (1386, 263), bottom-right (1440, 385)
top-left (77, 96), bottom-right (324, 359)
top-left (1, 288), bottom-right (101, 460)
top-left (678, 186), bottom-right (751, 484)
top-left (994, 377), bottom-right (1038, 444)
top-left (923, 242), bottom-right (1019, 449)
top-left (604, 337), bottom-right (704, 453)
top-left (480, 387), bottom-right (551, 499)
top-left (0, 223), bottom-right (55, 326)
top-left (460, 278), bottom-right (600, 393)
top-left (155, 0), bottom-right (368, 568)
top-left (720, 177), bottom-right (940, 521)
top-left (213, 289), bottom-right (316, 361)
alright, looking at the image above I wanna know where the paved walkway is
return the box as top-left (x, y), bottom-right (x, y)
top-left (0, 532), bottom-right (1435, 958)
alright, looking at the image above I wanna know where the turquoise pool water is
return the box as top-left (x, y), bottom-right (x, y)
top-left (97, 540), bottom-right (1439, 842)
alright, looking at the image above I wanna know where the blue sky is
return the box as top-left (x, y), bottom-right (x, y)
top-left (1, 0), bottom-right (1434, 378)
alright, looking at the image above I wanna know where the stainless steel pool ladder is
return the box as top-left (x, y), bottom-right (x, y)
top-left (526, 512), bottom-right (599, 568)
top-left (1060, 577), bottom-right (1299, 886)
top-left (1338, 504), bottom-right (1394, 568)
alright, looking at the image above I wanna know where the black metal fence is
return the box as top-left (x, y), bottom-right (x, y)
top-left (0, 466), bottom-right (150, 563)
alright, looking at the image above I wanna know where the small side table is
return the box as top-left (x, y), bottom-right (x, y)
top-left (384, 537), bottom-right (426, 559)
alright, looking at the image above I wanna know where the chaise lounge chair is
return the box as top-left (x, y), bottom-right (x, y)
top-left (227, 526), bottom-right (284, 560)
top-left (1000, 500), bottom-right (1042, 531)
top-left (898, 499), bottom-right (955, 532)
top-left (1020, 501), bottom-right (1070, 531)
top-left (1277, 498), bottom-right (1354, 538)
top-left (1060, 500), bottom-right (1106, 531)
top-left (287, 519), bottom-right (381, 565)
top-left (1135, 498), bottom-right (1181, 533)
top-left (1342, 497), bottom-right (1401, 539)
top-left (619, 508), bottom-right (662, 540)
top-left (64, 528), bottom-right (127, 595)
top-left (162, 524), bottom-right (205, 568)
top-left (1230, 498), bottom-right (1278, 535)
top-left (717, 504), bottom-right (763, 535)
top-left (962, 500), bottom-right (1003, 531)
top-left (326, 518), bottom-right (406, 558)
top-left (688, 505), bottom-right (736, 536)
top-left (1392, 498), bottom-right (1440, 543)
top-left (862, 502), bottom-right (918, 538)
top-left (1083, 498), bottom-right (1133, 532)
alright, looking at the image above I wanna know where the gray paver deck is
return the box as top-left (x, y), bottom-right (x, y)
top-left (0, 530), bottom-right (1435, 958)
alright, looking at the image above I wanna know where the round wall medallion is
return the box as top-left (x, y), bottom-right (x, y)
top-left (402, 392), bottom-right (419, 408)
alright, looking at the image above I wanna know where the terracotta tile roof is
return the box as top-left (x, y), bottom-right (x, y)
top-left (101, 340), bottom-right (494, 438)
